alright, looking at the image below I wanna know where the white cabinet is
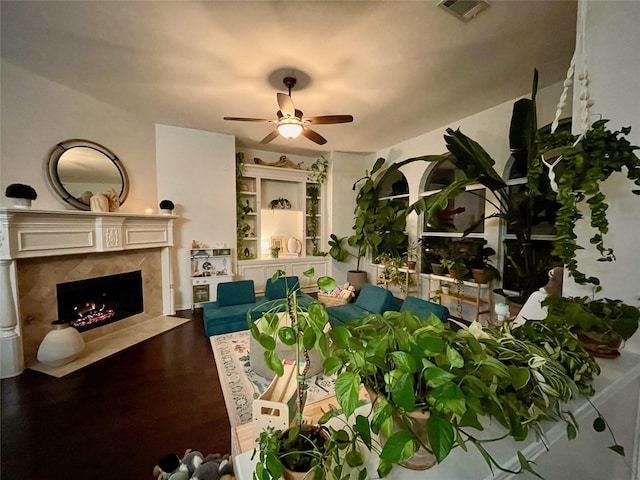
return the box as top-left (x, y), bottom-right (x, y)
top-left (237, 257), bottom-right (330, 294)
top-left (190, 248), bottom-right (233, 309)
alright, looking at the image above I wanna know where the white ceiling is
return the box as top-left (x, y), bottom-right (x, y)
top-left (1, 1), bottom-right (577, 157)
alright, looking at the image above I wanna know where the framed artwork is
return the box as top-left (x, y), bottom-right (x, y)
top-left (271, 236), bottom-right (283, 250)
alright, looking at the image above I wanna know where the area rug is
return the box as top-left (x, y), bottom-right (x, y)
top-left (209, 330), bottom-right (335, 427)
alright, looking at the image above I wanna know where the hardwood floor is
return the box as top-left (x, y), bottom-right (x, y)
top-left (0, 309), bottom-right (230, 480)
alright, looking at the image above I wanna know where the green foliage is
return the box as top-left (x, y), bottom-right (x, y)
top-left (235, 152), bottom-right (253, 259)
top-left (324, 310), bottom-right (605, 477)
top-left (536, 119), bottom-right (640, 288)
top-left (329, 158), bottom-right (410, 270)
top-left (543, 295), bottom-right (640, 343)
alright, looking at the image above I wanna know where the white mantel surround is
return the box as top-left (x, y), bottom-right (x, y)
top-left (0, 208), bottom-right (177, 378)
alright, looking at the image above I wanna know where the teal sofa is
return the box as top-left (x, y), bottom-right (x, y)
top-left (203, 276), bottom-right (315, 336)
top-left (326, 285), bottom-right (450, 327)
top-left (400, 295), bottom-right (450, 323)
top-left (326, 283), bottom-right (399, 326)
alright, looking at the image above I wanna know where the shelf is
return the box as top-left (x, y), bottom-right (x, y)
top-left (427, 274), bottom-right (493, 322)
top-left (239, 191), bottom-right (256, 195)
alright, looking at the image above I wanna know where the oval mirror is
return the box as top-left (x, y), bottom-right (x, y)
top-left (46, 139), bottom-right (129, 210)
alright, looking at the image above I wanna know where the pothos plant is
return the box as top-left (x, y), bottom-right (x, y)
top-left (535, 119), bottom-right (640, 289)
top-left (323, 310), bottom-right (612, 478)
top-left (250, 270), bottom-right (374, 479)
top-left (235, 152), bottom-right (253, 260)
top-left (306, 156), bottom-right (329, 256)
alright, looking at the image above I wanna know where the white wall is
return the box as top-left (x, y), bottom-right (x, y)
top-left (155, 124), bottom-right (236, 310)
top-left (564, 1), bottom-right (640, 356)
top-left (0, 60), bottom-right (157, 213)
top-left (327, 150), bottom-right (377, 284)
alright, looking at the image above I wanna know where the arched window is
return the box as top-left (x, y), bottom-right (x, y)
top-left (419, 158), bottom-right (486, 274)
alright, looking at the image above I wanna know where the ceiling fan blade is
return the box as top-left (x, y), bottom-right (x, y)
top-left (259, 129), bottom-right (280, 144)
top-left (305, 115), bottom-right (354, 125)
top-left (223, 117), bottom-right (273, 122)
top-left (302, 127), bottom-right (327, 145)
top-left (277, 93), bottom-right (296, 118)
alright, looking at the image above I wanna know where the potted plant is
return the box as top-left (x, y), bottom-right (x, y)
top-left (465, 240), bottom-right (501, 284)
top-left (159, 199), bottom-right (174, 214)
top-left (306, 156), bottom-right (329, 256)
top-left (329, 158), bottom-right (409, 291)
top-left (5, 183), bottom-right (37, 208)
top-left (405, 239), bottom-right (422, 270)
top-left (249, 271), bottom-right (371, 479)
top-left (323, 310), bottom-right (614, 478)
top-left (542, 295), bottom-right (640, 358)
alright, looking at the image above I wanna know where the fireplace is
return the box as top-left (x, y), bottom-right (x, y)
top-left (57, 271), bottom-right (144, 332)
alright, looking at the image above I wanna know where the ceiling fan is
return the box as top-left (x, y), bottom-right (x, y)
top-left (223, 76), bottom-right (354, 145)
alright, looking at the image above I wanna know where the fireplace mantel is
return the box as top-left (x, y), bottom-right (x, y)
top-left (0, 208), bottom-right (176, 259)
top-left (0, 208), bottom-right (177, 378)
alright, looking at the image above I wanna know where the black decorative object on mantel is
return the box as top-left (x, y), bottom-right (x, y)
top-left (159, 199), bottom-right (175, 214)
top-left (5, 183), bottom-right (37, 208)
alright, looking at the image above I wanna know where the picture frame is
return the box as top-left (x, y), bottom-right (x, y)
top-left (271, 236), bottom-right (283, 250)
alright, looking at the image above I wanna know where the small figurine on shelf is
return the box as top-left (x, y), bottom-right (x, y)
top-left (242, 199), bottom-right (253, 214)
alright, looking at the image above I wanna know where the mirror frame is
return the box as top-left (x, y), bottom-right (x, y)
top-left (46, 138), bottom-right (130, 211)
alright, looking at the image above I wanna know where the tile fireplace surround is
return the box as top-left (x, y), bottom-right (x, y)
top-left (0, 208), bottom-right (177, 378)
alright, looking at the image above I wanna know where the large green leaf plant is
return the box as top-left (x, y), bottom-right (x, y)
top-left (329, 158), bottom-right (410, 271)
top-left (324, 311), bottom-right (608, 478)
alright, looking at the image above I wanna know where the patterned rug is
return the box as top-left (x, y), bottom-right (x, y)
top-left (209, 330), bottom-right (335, 427)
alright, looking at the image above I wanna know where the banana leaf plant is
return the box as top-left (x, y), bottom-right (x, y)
top-left (402, 71), bottom-right (549, 303)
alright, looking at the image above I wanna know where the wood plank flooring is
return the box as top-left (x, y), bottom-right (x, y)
top-left (0, 309), bottom-right (230, 480)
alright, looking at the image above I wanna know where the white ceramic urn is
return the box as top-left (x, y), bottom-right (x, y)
top-left (37, 321), bottom-right (85, 367)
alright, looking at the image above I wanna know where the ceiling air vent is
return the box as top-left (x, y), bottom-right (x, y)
top-left (438, 0), bottom-right (491, 22)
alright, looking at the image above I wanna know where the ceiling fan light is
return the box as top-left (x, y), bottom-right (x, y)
top-left (277, 122), bottom-right (303, 139)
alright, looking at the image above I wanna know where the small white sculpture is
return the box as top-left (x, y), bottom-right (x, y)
top-left (89, 193), bottom-right (109, 212)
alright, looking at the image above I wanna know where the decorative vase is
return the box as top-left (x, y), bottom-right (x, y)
top-left (160, 209), bottom-right (173, 215)
top-left (12, 198), bottom-right (31, 208)
top-left (37, 320), bottom-right (85, 367)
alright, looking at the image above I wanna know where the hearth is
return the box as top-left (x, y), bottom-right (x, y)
top-left (56, 271), bottom-right (144, 332)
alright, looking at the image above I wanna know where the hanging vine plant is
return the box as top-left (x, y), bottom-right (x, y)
top-left (306, 156), bottom-right (328, 256)
top-left (235, 152), bottom-right (254, 260)
top-left (536, 119), bottom-right (640, 289)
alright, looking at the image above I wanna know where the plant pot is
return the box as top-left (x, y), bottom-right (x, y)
top-left (441, 286), bottom-right (450, 294)
top-left (406, 260), bottom-right (417, 270)
top-left (365, 386), bottom-right (437, 471)
top-left (472, 268), bottom-right (487, 284)
top-left (280, 424), bottom-right (330, 480)
top-left (431, 263), bottom-right (446, 275)
top-left (11, 198), bottom-right (32, 208)
top-left (576, 330), bottom-right (622, 359)
top-left (447, 268), bottom-right (457, 280)
top-left (36, 320), bottom-right (85, 367)
top-left (347, 270), bottom-right (368, 293)
top-left (160, 209), bottom-right (173, 215)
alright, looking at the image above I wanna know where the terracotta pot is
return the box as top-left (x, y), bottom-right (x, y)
top-left (472, 268), bottom-right (487, 284)
top-left (576, 330), bottom-right (622, 358)
top-left (406, 261), bottom-right (417, 270)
